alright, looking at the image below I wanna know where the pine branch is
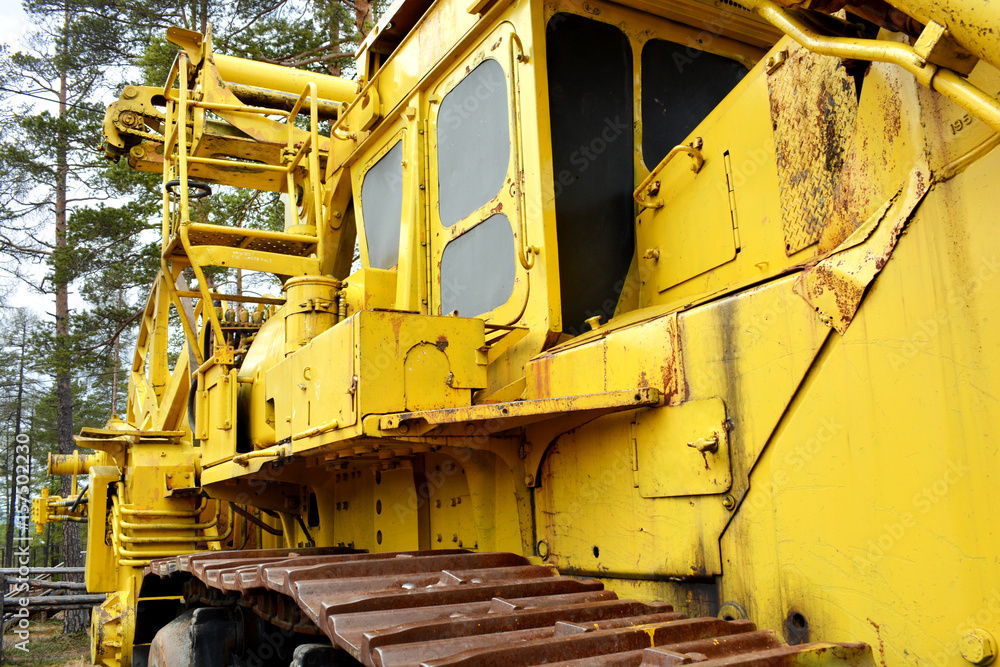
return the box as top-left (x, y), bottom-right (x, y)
top-left (73, 307), bottom-right (143, 354)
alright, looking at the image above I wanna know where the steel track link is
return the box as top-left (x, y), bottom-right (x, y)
top-left (144, 548), bottom-right (874, 667)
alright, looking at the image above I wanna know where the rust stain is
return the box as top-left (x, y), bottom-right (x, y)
top-left (798, 165), bottom-right (927, 333)
top-left (769, 44), bottom-right (858, 256)
top-left (867, 618), bottom-right (888, 667)
top-left (810, 264), bottom-right (863, 319)
top-left (435, 335), bottom-right (449, 351)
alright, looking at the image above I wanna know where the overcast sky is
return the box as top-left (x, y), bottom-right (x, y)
top-left (0, 0), bottom-right (29, 50)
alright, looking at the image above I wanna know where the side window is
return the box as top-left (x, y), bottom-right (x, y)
top-left (360, 141), bottom-right (404, 269)
top-left (441, 214), bottom-right (516, 316)
top-left (641, 40), bottom-right (748, 167)
top-left (435, 57), bottom-right (518, 318)
top-left (437, 60), bottom-right (510, 227)
top-left (547, 13), bottom-right (634, 336)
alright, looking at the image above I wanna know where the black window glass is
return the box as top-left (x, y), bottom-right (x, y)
top-left (547, 13), bottom-right (634, 335)
top-left (641, 39), bottom-right (748, 167)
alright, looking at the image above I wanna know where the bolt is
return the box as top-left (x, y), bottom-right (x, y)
top-left (722, 495), bottom-right (736, 511)
top-left (452, 534), bottom-right (458, 543)
top-left (961, 630), bottom-right (996, 665)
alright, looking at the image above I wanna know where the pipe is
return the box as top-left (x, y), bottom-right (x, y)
top-left (228, 83), bottom-right (342, 119)
top-left (230, 503), bottom-right (283, 536)
top-left (119, 518), bottom-right (218, 531)
top-left (748, 0), bottom-right (1000, 133)
top-left (213, 54), bottom-right (358, 105)
top-left (112, 496), bottom-right (234, 548)
top-left (49, 452), bottom-right (100, 477)
top-left (232, 444), bottom-right (289, 466)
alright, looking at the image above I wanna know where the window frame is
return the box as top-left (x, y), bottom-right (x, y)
top-left (428, 22), bottom-right (529, 323)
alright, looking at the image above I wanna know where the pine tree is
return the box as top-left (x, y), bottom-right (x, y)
top-left (0, 0), bottom-right (128, 634)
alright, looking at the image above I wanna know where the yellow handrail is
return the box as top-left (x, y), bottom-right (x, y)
top-left (633, 141), bottom-right (705, 209)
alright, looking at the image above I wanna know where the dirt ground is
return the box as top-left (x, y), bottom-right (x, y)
top-left (0, 618), bottom-right (89, 666)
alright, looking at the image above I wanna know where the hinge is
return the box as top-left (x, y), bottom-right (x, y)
top-left (723, 151), bottom-right (741, 251)
top-left (420, 117), bottom-right (433, 314)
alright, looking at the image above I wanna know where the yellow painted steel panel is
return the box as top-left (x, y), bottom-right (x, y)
top-left (634, 397), bottom-right (731, 497)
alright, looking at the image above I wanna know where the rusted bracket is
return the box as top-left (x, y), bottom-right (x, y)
top-left (794, 165), bottom-right (929, 333)
top-left (378, 388), bottom-right (661, 438)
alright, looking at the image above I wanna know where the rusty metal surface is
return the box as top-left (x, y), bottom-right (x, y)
top-left (150, 549), bottom-right (873, 666)
top-left (793, 164), bottom-right (928, 333)
top-left (767, 44), bottom-right (858, 256)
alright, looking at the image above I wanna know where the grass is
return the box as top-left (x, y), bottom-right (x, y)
top-left (1, 618), bottom-right (89, 666)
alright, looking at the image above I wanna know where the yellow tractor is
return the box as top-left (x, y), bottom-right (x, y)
top-left (34, 0), bottom-right (1000, 663)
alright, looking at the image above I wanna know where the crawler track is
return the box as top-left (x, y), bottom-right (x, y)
top-left (146, 548), bottom-right (872, 666)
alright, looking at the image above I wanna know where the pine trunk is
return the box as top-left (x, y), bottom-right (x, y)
top-left (355, 0), bottom-right (374, 36)
top-left (4, 322), bottom-right (27, 569)
top-left (55, 14), bottom-right (86, 634)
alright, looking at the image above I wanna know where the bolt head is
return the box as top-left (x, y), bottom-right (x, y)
top-left (961, 630), bottom-right (997, 665)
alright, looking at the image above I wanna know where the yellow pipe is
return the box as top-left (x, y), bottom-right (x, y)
top-left (49, 452), bottom-right (101, 476)
top-left (168, 96), bottom-right (291, 117)
top-left (184, 155), bottom-right (289, 173)
top-left (112, 498), bottom-right (234, 547)
top-left (232, 444), bottom-right (289, 466)
top-left (293, 419), bottom-right (340, 441)
top-left (749, 0), bottom-right (1000, 133)
top-left (119, 506), bottom-right (206, 517)
top-left (119, 519), bottom-right (218, 531)
top-left (117, 487), bottom-right (207, 517)
top-left (117, 546), bottom-right (197, 558)
top-left (213, 54), bottom-right (358, 105)
top-left (118, 534), bottom-right (229, 544)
